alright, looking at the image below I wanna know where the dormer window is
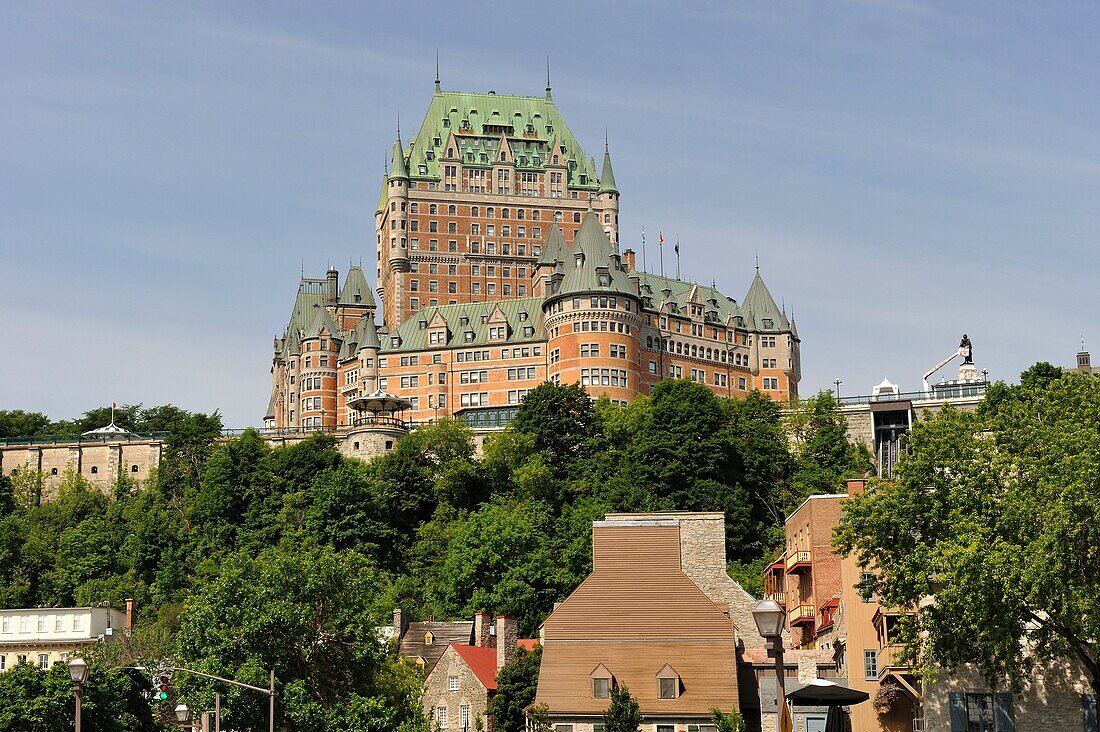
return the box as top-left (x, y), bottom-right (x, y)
top-left (424, 631), bottom-right (435, 645)
top-left (598, 273), bottom-right (610, 287)
top-left (656, 664), bottom-right (681, 699)
top-left (460, 316), bottom-right (469, 326)
top-left (481, 314), bottom-right (490, 324)
top-left (590, 664), bottom-right (613, 699)
top-left (391, 336), bottom-right (401, 347)
top-left (519, 311), bottom-right (528, 322)
top-left (763, 318), bottom-right (773, 329)
top-left (575, 254), bottom-right (584, 268)
top-left (419, 320), bottom-right (427, 329)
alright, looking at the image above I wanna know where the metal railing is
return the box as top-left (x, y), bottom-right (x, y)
top-left (836, 381), bottom-right (990, 407)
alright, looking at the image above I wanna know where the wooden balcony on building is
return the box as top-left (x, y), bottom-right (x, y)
top-left (785, 550), bottom-right (813, 573)
top-left (788, 603), bottom-right (815, 627)
top-left (765, 591), bottom-right (786, 604)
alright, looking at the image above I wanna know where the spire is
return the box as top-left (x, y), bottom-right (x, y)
top-left (599, 139), bottom-right (618, 194)
top-left (390, 127), bottom-right (409, 181)
top-left (545, 56), bottom-right (552, 98)
top-left (744, 269), bottom-right (791, 332)
top-left (434, 51), bottom-right (441, 93)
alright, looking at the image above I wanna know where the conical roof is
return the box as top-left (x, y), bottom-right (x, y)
top-left (743, 271), bottom-right (790, 332)
top-left (599, 147), bottom-right (618, 194)
top-left (339, 266), bottom-right (375, 307)
top-left (390, 137), bottom-right (409, 181)
top-left (538, 225), bottom-right (568, 268)
top-left (555, 212), bottom-right (634, 297)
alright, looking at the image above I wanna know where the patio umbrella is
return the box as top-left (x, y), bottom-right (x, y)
top-left (788, 679), bottom-right (869, 732)
top-left (787, 678), bottom-right (870, 706)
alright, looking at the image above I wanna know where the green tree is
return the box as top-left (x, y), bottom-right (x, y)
top-left (710, 708), bottom-right (747, 732)
top-left (489, 644), bottom-right (542, 732)
top-left (0, 410), bottom-right (52, 439)
top-left (835, 368), bottom-right (1100, 694)
top-left (785, 391), bottom-right (871, 501)
top-left (0, 658), bottom-right (159, 732)
top-left (602, 683), bottom-right (643, 732)
top-left (510, 382), bottom-right (602, 478)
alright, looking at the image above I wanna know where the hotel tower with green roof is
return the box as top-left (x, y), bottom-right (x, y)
top-left (267, 80), bottom-right (799, 431)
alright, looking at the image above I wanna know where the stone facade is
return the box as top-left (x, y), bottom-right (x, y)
top-left (0, 606), bottom-right (128, 673)
top-left (423, 645), bottom-right (491, 732)
top-left (0, 439), bottom-right (162, 496)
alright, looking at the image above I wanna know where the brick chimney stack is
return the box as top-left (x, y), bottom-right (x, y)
top-left (495, 616), bottom-right (518, 669)
top-left (846, 479), bottom-right (866, 496)
top-left (327, 266), bottom-right (339, 305)
top-left (622, 249), bottom-right (636, 272)
top-left (473, 611), bottom-right (492, 648)
top-left (124, 598), bottom-right (135, 634)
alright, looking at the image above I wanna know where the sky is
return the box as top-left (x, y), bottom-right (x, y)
top-left (2, 1), bottom-right (1099, 428)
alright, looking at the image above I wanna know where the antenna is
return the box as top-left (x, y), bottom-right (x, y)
top-left (545, 56), bottom-right (552, 97)
top-left (604, 126), bottom-right (609, 153)
top-left (435, 50), bottom-right (440, 88)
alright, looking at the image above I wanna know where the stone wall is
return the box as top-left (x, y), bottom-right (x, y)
top-left (924, 660), bottom-right (1093, 732)
top-left (0, 441), bottom-right (162, 496)
top-left (422, 646), bottom-right (490, 732)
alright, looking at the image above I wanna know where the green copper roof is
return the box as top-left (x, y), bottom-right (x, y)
top-left (634, 272), bottom-right (745, 324)
top-left (390, 136), bottom-right (409, 181)
top-left (742, 271), bottom-right (791, 332)
top-left (537, 225), bottom-right (567, 267)
top-left (339, 266), bottom-right (375, 307)
top-left (382, 297), bottom-right (546, 353)
top-left (402, 90), bottom-right (600, 185)
top-left (375, 173), bottom-right (389, 214)
top-left (554, 212), bottom-right (635, 298)
top-left (340, 314), bottom-right (381, 361)
top-left (599, 147), bottom-right (618, 194)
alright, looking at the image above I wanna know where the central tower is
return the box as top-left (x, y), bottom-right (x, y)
top-left (375, 81), bottom-right (619, 332)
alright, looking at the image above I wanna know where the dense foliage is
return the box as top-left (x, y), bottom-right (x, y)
top-left (0, 383), bottom-right (865, 728)
top-left (835, 366), bottom-right (1100, 693)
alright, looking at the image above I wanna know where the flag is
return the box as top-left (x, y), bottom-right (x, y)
top-left (675, 243), bottom-right (680, 255)
top-left (112, 402), bottom-right (117, 409)
top-left (780, 698), bottom-right (794, 732)
top-left (659, 232), bottom-right (664, 247)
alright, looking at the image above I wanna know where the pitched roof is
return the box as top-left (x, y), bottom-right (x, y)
top-left (390, 136), bottom-right (409, 181)
top-left (381, 297), bottom-right (545, 353)
top-left (338, 266), bottom-right (375, 307)
top-left (397, 621), bottom-right (473, 669)
top-left (451, 645), bottom-right (500, 691)
top-left (743, 271), bottom-right (791, 332)
top-left (401, 90), bottom-right (600, 188)
top-left (634, 272), bottom-right (745, 324)
top-left (535, 523), bottom-right (738, 716)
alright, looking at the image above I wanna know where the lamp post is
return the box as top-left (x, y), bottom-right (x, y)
top-left (175, 704), bottom-right (190, 730)
top-left (833, 379), bottom-right (842, 401)
top-left (752, 599), bottom-right (787, 732)
top-left (68, 657), bottom-right (88, 732)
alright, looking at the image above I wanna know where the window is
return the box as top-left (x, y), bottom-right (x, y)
top-left (592, 677), bottom-right (610, 699)
top-left (860, 572), bottom-right (876, 602)
top-left (763, 377), bottom-right (779, 390)
top-left (0, 655), bottom-right (4, 670)
top-left (962, 692), bottom-right (1010, 732)
top-left (1, 618), bottom-right (8, 633)
top-left (864, 649), bottom-right (878, 680)
top-left (38, 653), bottom-right (48, 669)
top-left (37, 616), bottom-right (46, 632)
top-left (19, 617), bottom-right (28, 632)
top-left (460, 705), bottom-right (469, 729)
top-left (55, 616), bottom-right (63, 631)
top-left (448, 676), bottom-right (459, 691)
top-left (657, 727), bottom-right (675, 732)
top-left (436, 706), bottom-right (447, 729)
top-left (657, 665), bottom-right (679, 699)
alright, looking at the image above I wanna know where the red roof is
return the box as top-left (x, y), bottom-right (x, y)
top-left (518, 638), bottom-right (540, 652)
top-left (451, 645), bottom-right (500, 690)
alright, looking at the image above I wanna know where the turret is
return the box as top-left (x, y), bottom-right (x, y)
top-left (543, 212), bottom-right (642, 400)
top-left (594, 140), bottom-right (620, 248)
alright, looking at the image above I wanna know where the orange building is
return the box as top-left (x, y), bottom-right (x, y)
top-left (266, 82), bottom-right (801, 429)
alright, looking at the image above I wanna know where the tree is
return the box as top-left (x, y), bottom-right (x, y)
top-left (489, 644), bottom-right (542, 732)
top-left (602, 684), bottom-right (643, 732)
top-left (785, 391), bottom-right (871, 501)
top-left (0, 410), bottom-right (51, 439)
top-left (835, 368), bottom-right (1100, 694)
top-left (510, 382), bottom-right (602, 477)
top-left (0, 658), bottom-right (159, 732)
top-left (710, 708), bottom-right (747, 732)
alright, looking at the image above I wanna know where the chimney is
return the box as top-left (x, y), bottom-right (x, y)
top-left (1079, 349), bottom-right (1092, 373)
top-left (327, 266), bottom-right (339, 304)
top-left (393, 608), bottom-right (406, 640)
top-left (473, 611), bottom-right (492, 648)
top-left (846, 479), bottom-right (866, 496)
top-left (622, 249), bottom-right (636, 272)
top-left (124, 598), bottom-right (135, 634)
top-left (495, 616), bottom-right (518, 670)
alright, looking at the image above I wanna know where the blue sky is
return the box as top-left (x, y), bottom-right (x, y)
top-left (2, 1), bottom-right (1098, 427)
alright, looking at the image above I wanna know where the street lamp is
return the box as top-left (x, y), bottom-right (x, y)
top-left (752, 599), bottom-right (787, 732)
top-left (68, 657), bottom-right (88, 732)
top-left (833, 379), bottom-right (842, 401)
top-left (175, 704), bottom-right (190, 727)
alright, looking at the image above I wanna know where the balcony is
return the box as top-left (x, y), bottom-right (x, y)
top-left (785, 550), bottom-right (812, 573)
top-left (765, 591), bottom-right (786, 604)
top-left (788, 604), bottom-right (815, 627)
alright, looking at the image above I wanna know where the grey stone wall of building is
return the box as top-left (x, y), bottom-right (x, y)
top-left (923, 660), bottom-right (1092, 732)
top-left (421, 646), bottom-right (490, 731)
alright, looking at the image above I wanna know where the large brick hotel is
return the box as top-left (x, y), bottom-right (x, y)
top-left (265, 79), bottom-right (801, 429)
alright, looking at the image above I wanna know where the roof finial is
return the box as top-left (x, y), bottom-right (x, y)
top-left (755, 252), bottom-right (760, 274)
top-left (434, 51), bottom-right (441, 93)
top-left (545, 56), bottom-right (552, 98)
top-left (604, 126), bottom-right (608, 153)
top-left (396, 110), bottom-right (401, 141)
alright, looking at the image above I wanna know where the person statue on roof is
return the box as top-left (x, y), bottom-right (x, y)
top-left (959, 334), bottom-right (973, 364)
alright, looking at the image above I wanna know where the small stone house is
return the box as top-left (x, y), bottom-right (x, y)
top-left (422, 614), bottom-right (522, 731)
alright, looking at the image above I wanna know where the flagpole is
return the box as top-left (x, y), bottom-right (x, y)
top-left (659, 232), bottom-right (665, 278)
top-left (675, 235), bottom-right (680, 280)
top-left (641, 227), bottom-right (647, 274)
